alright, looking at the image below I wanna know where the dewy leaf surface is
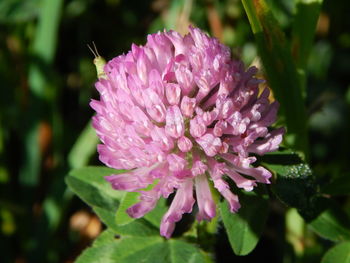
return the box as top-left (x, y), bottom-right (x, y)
top-left (261, 150), bottom-right (316, 219)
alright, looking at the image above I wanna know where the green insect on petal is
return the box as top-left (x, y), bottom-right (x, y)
top-left (88, 42), bottom-right (107, 79)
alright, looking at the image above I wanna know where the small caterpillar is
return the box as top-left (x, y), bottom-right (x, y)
top-left (87, 42), bottom-right (107, 79)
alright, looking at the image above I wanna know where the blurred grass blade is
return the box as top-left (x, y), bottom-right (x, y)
top-left (29, 0), bottom-right (63, 98)
top-left (165, 0), bottom-right (184, 30)
top-left (286, 208), bottom-right (306, 256)
top-left (291, 0), bottom-right (323, 70)
top-left (68, 120), bottom-right (99, 168)
top-left (291, 0), bottom-right (323, 96)
top-left (241, 0), bottom-right (308, 158)
top-left (20, 0), bottom-right (63, 186)
top-left (0, 0), bottom-right (40, 23)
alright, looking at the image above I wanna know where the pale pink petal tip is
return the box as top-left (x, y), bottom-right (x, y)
top-left (160, 179), bottom-right (195, 238)
top-left (195, 174), bottom-right (216, 221)
top-left (177, 136), bottom-right (193, 152)
top-left (125, 189), bottom-right (161, 218)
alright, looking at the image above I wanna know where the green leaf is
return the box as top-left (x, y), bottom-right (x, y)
top-left (241, 0), bottom-right (308, 157)
top-left (291, 0), bottom-right (323, 97)
top-left (291, 0), bottom-right (323, 70)
top-left (92, 229), bottom-right (118, 247)
top-left (321, 174), bottom-right (350, 195)
top-left (93, 206), bottom-right (119, 232)
top-left (168, 240), bottom-right (211, 263)
top-left (66, 166), bottom-right (167, 237)
top-left (219, 191), bottom-right (269, 255)
top-left (144, 198), bottom-right (167, 228)
top-left (75, 234), bottom-right (209, 263)
top-left (68, 120), bottom-right (99, 169)
top-left (308, 198), bottom-right (350, 242)
top-left (75, 235), bottom-right (160, 263)
top-left (115, 192), bottom-right (140, 226)
top-left (261, 150), bottom-right (311, 176)
top-left (261, 150), bottom-right (316, 219)
top-left (19, 0), bottom-right (64, 187)
top-left (65, 166), bottom-right (124, 210)
top-left (109, 236), bottom-right (166, 263)
top-left (321, 242), bottom-right (350, 263)
top-left (116, 219), bottom-right (160, 237)
top-left (115, 182), bottom-right (167, 227)
top-left (0, 0), bottom-right (40, 23)
top-left (165, 0), bottom-right (186, 30)
top-left (94, 206), bottom-right (159, 237)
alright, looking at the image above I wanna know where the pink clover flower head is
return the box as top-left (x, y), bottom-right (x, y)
top-left (91, 26), bottom-right (285, 238)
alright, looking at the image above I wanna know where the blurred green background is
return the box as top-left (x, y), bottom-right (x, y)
top-left (0, 0), bottom-right (349, 262)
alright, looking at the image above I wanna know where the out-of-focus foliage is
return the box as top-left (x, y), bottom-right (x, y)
top-left (0, 0), bottom-right (349, 262)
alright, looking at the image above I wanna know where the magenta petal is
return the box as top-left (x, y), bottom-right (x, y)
top-left (225, 169), bottom-right (257, 191)
top-left (177, 136), bottom-right (193, 152)
top-left (105, 173), bottom-right (147, 191)
top-left (127, 190), bottom-right (160, 218)
top-left (165, 83), bottom-right (181, 105)
top-left (196, 133), bottom-right (222, 157)
top-left (195, 174), bottom-right (216, 221)
top-left (210, 176), bottom-right (240, 212)
top-left (143, 88), bottom-right (167, 122)
top-left (167, 153), bottom-right (187, 172)
top-left (234, 166), bottom-right (272, 184)
top-left (160, 179), bottom-right (195, 238)
top-left (221, 188), bottom-right (241, 213)
top-left (150, 126), bottom-right (174, 151)
top-left (248, 127), bottom-right (285, 155)
top-left (180, 96), bottom-right (196, 117)
top-left (165, 105), bottom-right (185, 138)
top-left (160, 220), bottom-right (176, 239)
top-left (105, 165), bottom-right (157, 191)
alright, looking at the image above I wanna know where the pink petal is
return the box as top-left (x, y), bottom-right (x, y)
top-left (195, 174), bottom-right (216, 221)
top-left (127, 190), bottom-right (160, 218)
top-left (248, 127), bottom-right (285, 155)
top-left (150, 126), bottom-right (174, 151)
top-left (165, 83), bottom-right (181, 105)
top-left (177, 136), bottom-right (193, 152)
top-left (167, 153), bottom-right (187, 172)
top-left (209, 176), bottom-right (240, 213)
top-left (143, 88), bottom-right (167, 122)
top-left (180, 96), bottom-right (196, 117)
top-left (160, 179), bottom-right (195, 238)
top-left (190, 116), bottom-right (207, 138)
top-left (196, 133), bottom-right (222, 157)
top-left (105, 166), bottom-right (156, 191)
top-left (165, 105), bottom-right (185, 138)
top-left (225, 169), bottom-right (257, 191)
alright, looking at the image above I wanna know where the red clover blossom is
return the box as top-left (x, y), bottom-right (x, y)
top-left (90, 26), bottom-right (285, 238)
